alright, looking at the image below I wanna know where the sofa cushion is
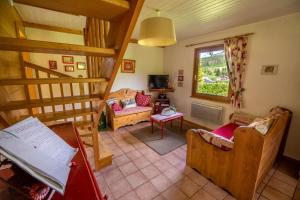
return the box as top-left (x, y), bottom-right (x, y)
top-left (106, 98), bottom-right (118, 107)
top-left (114, 106), bottom-right (152, 117)
top-left (212, 123), bottom-right (239, 140)
top-left (112, 103), bottom-right (122, 111)
top-left (193, 129), bottom-right (234, 151)
top-left (121, 98), bottom-right (137, 109)
top-left (136, 92), bottom-right (151, 107)
top-left (248, 117), bottom-right (274, 135)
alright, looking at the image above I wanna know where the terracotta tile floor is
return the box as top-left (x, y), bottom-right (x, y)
top-left (86, 122), bottom-right (298, 200)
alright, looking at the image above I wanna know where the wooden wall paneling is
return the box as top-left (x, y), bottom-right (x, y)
top-left (104, 21), bottom-right (110, 37)
top-left (100, 20), bottom-right (106, 48)
top-left (94, 19), bottom-right (99, 77)
top-left (96, 19), bottom-right (102, 77)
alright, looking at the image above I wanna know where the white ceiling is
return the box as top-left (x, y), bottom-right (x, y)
top-left (132, 0), bottom-right (300, 40)
top-left (15, 0), bottom-right (300, 40)
top-left (15, 3), bottom-right (86, 30)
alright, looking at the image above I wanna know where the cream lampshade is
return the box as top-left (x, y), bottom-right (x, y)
top-left (138, 12), bottom-right (176, 47)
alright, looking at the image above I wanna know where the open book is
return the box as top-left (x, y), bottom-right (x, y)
top-left (0, 117), bottom-right (77, 195)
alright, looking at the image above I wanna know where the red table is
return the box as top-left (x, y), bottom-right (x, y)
top-left (49, 123), bottom-right (104, 200)
top-left (150, 112), bottom-right (184, 138)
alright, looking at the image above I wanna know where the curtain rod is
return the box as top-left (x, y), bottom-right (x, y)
top-left (185, 32), bottom-right (254, 47)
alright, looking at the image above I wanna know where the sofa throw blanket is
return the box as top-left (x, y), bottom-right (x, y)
top-left (193, 129), bottom-right (234, 151)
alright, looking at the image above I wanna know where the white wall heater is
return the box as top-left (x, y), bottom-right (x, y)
top-left (191, 102), bottom-right (224, 124)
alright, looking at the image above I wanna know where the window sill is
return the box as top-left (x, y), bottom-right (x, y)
top-left (190, 94), bottom-right (231, 104)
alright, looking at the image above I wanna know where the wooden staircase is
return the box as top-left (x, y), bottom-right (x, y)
top-left (0, 0), bottom-right (145, 170)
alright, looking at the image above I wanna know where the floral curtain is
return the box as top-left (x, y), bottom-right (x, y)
top-left (224, 36), bottom-right (248, 108)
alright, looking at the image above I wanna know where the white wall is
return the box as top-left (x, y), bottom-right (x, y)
top-left (25, 28), bottom-right (89, 114)
top-left (112, 43), bottom-right (164, 92)
top-left (25, 28), bottom-right (87, 79)
top-left (164, 12), bottom-right (300, 160)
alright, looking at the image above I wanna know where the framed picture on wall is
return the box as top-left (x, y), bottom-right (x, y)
top-left (261, 65), bottom-right (278, 75)
top-left (121, 59), bottom-right (135, 73)
top-left (77, 62), bottom-right (86, 70)
top-left (48, 60), bottom-right (57, 70)
top-left (65, 65), bottom-right (74, 72)
top-left (62, 56), bottom-right (74, 64)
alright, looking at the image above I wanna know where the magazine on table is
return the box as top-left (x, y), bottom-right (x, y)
top-left (0, 117), bottom-right (78, 194)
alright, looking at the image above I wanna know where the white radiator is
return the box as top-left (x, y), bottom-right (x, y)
top-left (191, 102), bottom-right (223, 124)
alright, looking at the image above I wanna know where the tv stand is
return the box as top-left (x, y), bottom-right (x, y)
top-left (149, 88), bottom-right (174, 114)
top-left (149, 88), bottom-right (175, 93)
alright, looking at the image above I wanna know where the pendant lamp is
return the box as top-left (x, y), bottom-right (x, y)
top-left (138, 10), bottom-right (176, 47)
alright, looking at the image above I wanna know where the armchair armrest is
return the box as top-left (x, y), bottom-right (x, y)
top-left (229, 112), bottom-right (258, 125)
top-left (192, 129), bottom-right (234, 151)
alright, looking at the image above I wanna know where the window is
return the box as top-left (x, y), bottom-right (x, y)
top-left (192, 44), bottom-right (230, 103)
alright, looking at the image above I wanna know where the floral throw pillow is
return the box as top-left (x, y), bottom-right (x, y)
top-left (121, 98), bottom-right (137, 109)
top-left (111, 103), bottom-right (122, 111)
top-left (135, 92), bottom-right (151, 107)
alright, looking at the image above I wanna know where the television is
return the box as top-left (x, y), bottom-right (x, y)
top-left (148, 75), bottom-right (169, 89)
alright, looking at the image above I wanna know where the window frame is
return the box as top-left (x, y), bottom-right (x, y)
top-left (191, 44), bottom-right (231, 103)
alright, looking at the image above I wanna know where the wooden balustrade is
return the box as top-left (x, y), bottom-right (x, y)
top-left (0, 62), bottom-right (105, 125)
top-left (0, 0), bottom-right (144, 171)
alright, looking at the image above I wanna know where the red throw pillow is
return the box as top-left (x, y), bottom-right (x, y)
top-left (111, 103), bottom-right (122, 111)
top-left (136, 92), bottom-right (151, 107)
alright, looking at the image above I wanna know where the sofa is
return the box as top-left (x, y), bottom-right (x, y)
top-left (186, 107), bottom-right (292, 200)
top-left (106, 88), bottom-right (153, 130)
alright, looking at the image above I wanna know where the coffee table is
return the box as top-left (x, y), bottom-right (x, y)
top-left (150, 112), bottom-right (184, 139)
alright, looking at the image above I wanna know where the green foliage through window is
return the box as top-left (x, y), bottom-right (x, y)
top-left (196, 46), bottom-right (229, 97)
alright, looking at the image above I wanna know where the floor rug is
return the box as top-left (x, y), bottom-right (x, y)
top-left (131, 122), bottom-right (196, 155)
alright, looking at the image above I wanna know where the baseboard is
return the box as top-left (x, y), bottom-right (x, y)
top-left (183, 119), bottom-right (213, 131)
top-left (282, 155), bottom-right (300, 168)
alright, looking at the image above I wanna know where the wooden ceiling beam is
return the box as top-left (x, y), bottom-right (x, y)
top-left (0, 37), bottom-right (115, 57)
top-left (14, 0), bottom-right (130, 20)
top-left (23, 21), bottom-right (83, 35)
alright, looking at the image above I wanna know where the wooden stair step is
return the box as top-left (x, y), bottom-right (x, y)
top-left (14, 0), bottom-right (129, 20)
top-left (75, 126), bottom-right (112, 169)
top-left (0, 78), bottom-right (107, 85)
top-left (98, 134), bottom-right (113, 169)
top-left (32, 108), bottom-right (96, 122)
top-left (74, 120), bottom-right (94, 128)
top-left (0, 95), bottom-right (102, 111)
top-left (0, 37), bottom-right (115, 57)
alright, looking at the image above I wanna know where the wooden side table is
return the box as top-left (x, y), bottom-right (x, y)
top-left (150, 112), bottom-right (184, 139)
